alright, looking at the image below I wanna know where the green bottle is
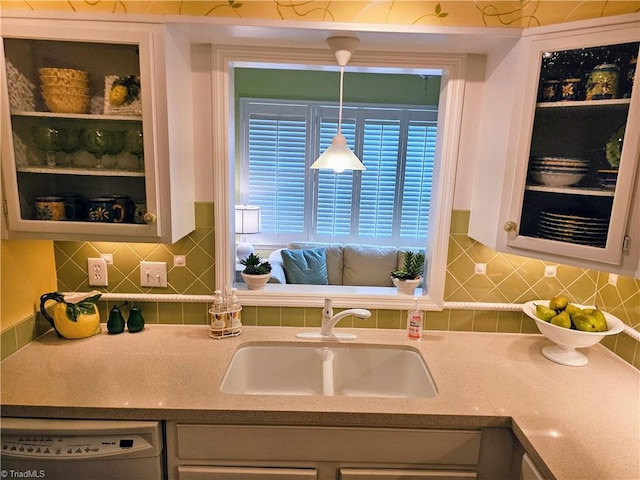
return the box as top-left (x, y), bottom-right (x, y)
top-left (107, 305), bottom-right (126, 334)
top-left (127, 306), bottom-right (145, 333)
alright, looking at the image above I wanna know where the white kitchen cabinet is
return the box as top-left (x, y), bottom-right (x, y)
top-left (520, 454), bottom-right (546, 480)
top-left (470, 13), bottom-right (640, 276)
top-left (166, 423), bottom-right (520, 480)
top-left (178, 466), bottom-right (318, 479)
top-left (339, 469), bottom-right (476, 479)
top-left (0, 15), bottom-right (195, 243)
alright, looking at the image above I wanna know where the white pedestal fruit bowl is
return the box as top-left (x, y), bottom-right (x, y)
top-left (522, 300), bottom-right (625, 366)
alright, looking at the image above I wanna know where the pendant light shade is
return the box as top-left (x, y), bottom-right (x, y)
top-left (312, 133), bottom-right (365, 173)
top-left (311, 35), bottom-right (365, 173)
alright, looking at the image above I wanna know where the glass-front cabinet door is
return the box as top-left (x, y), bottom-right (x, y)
top-left (506, 22), bottom-right (639, 267)
top-left (1, 18), bottom-right (193, 243)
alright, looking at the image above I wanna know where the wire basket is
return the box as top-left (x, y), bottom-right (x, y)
top-left (209, 306), bottom-right (242, 339)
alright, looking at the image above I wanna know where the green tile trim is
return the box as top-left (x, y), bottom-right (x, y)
top-left (1, 312), bottom-right (53, 361)
top-left (1, 328), bottom-right (18, 361)
top-left (158, 302), bottom-right (183, 325)
top-left (4, 299), bottom-right (638, 369)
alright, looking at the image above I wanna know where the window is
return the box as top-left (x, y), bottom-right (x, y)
top-left (209, 43), bottom-right (469, 309)
top-left (240, 99), bottom-right (437, 248)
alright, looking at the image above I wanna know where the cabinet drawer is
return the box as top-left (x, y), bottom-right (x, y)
top-left (178, 466), bottom-right (317, 480)
top-left (176, 425), bottom-right (482, 466)
top-left (340, 468), bottom-right (477, 480)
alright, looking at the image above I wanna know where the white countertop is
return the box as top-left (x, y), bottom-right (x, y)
top-left (1, 325), bottom-right (638, 480)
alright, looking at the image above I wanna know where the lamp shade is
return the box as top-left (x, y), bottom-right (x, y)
top-left (235, 205), bottom-right (261, 234)
top-left (310, 34), bottom-right (365, 173)
top-left (311, 133), bottom-right (365, 173)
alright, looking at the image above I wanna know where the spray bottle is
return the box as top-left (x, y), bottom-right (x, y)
top-left (406, 298), bottom-right (423, 340)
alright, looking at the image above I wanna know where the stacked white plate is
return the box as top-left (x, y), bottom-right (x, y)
top-left (529, 157), bottom-right (590, 187)
top-left (537, 211), bottom-right (609, 247)
top-left (596, 169), bottom-right (618, 190)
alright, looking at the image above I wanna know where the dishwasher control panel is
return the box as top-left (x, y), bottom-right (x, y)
top-left (1, 434), bottom-right (151, 458)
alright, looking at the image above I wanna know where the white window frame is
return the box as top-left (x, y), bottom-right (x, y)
top-left (211, 45), bottom-right (467, 310)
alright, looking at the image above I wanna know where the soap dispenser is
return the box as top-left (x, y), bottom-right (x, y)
top-left (210, 290), bottom-right (225, 337)
top-left (228, 288), bottom-right (242, 334)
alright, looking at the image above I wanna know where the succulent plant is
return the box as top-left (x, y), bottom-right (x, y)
top-left (391, 251), bottom-right (425, 280)
top-left (240, 252), bottom-right (272, 275)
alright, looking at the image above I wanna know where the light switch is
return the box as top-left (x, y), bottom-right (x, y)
top-left (140, 261), bottom-right (167, 288)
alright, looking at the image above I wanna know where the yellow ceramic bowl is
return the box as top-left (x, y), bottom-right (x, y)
top-left (39, 67), bottom-right (88, 81)
top-left (42, 92), bottom-right (90, 114)
top-left (41, 84), bottom-right (89, 96)
top-left (40, 75), bottom-right (89, 89)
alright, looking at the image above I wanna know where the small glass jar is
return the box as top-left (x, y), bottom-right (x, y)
top-left (586, 64), bottom-right (619, 100)
top-left (561, 77), bottom-right (583, 101)
top-left (540, 79), bottom-right (561, 102)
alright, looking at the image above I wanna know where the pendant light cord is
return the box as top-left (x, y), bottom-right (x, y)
top-left (337, 65), bottom-right (344, 135)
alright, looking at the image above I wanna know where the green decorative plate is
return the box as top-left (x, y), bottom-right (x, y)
top-left (605, 124), bottom-right (624, 169)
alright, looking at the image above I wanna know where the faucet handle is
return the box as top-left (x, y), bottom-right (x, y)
top-left (323, 298), bottom-right (333, 318)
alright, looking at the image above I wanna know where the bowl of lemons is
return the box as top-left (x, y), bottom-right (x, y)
top-left (523, 297), bottom-right (625, 366)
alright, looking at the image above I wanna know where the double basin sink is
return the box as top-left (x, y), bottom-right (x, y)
top-left (220, 342), bottom-right (438, 398)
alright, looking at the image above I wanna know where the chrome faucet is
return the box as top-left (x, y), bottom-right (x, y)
top-left (297, 298), bottom-right (371, 340)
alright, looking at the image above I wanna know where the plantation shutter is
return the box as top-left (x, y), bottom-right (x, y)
top-left (358, 114), bottom-right (402, 241)
top-left (401, 121), bottom-right (437, 240)
top-left (239, 99), bottom-right (438, 247)
top-left (243, 104), bottom-right (308, 239)
top-left (315, 107), bottom-right (357, 238)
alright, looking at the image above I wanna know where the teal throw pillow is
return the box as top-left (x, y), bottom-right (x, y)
top-left (281, 248), bottom-right (329, 285)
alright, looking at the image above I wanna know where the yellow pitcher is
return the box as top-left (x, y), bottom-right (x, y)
top-left (40, 291), bottom-right (102, 339)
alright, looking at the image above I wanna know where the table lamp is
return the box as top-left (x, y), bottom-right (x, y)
top-left (235, 205), bottom-right (261, 262)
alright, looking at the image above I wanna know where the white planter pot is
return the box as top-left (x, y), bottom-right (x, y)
top-left (241, 272), bottom-right (271, 290)
top-left (392, 276), bottom-right (421, 295)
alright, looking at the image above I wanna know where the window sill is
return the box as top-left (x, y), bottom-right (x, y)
top-left (235, 283), bottom-right (439, 310)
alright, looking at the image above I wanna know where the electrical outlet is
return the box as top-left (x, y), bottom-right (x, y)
top-left (88, 258), bottom-right (108, 286)
top-left (140, 261), bottom-right (168, 288)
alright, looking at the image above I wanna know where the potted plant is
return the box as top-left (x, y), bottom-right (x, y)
top-left (391, 251), bottom-right (425, 295)
top-left (240, 252), bottom-right (272, 290)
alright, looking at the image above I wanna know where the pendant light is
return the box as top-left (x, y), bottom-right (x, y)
top-left (310, 35), bottom-right (365, 173)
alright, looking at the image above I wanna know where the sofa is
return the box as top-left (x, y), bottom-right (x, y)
top-left (267, 241), bottom-right (425, 287)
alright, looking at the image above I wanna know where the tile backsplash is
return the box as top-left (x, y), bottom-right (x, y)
top-left (4, 204), bottom-right (637, 367)
top-left (54, 203), bottom-right (215, 295)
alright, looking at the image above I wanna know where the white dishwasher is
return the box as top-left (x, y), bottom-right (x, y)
top-left (1, 418), bottom-right (164, 480)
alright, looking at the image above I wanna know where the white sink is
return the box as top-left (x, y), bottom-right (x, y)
top-left (220, 342), bottom-right (438, 398)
